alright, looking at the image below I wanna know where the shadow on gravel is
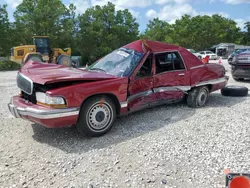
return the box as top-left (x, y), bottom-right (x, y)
top-left (31, 101), bottom-right (196, 153)
top-left (31, 93), bottom-right (246, 153)
top-left (31, 92), bottom-right (247, 153)
top-left (206, 93), bottom-right (248, 108)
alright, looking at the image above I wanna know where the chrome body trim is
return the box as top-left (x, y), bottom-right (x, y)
top-left (120, 101), bottom-right (128, 108)
top-left (153, 86), bottom-right (191, 93)
top-left (8, 99), bottom-right (79, 119)
top-left (190, 65), bottom-right (205, 70)
top-left (195, 77), bottom-right (228, 87)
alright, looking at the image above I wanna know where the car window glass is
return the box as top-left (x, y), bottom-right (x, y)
top-left (17, 50), bottom-right (24, 56)
top-left (136, 55), bottom-right (152, 78)
top-left (155, 52), bottom-right (185, 74)
top-left (87, 48), bottom-right (144, 77)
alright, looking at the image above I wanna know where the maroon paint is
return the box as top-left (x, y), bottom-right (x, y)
top-left (128, 76), bottom-right (155, 110)
top-left (12, 96), bottom-right (78, 127)
top-left (12, 40), bottom-right (228, 129)
top-left (20, 61), bottom-right (117, 84)
top-left (153, 70), bottom-right (190, 100)
top-left (47, 77), bottom-right (129, 108)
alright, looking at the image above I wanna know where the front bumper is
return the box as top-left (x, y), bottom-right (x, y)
top-left (8, 96), bottom-right (79, 128)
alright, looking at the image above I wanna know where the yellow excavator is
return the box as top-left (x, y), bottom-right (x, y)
top-left (10, 36), bottom-right (79, 67)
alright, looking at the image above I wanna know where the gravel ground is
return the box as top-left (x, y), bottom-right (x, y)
top-left (1, 59), bottom-right (250, 188)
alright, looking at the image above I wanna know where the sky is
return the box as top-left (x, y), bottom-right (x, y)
top-left (2, 0), bottom-right (250, 32)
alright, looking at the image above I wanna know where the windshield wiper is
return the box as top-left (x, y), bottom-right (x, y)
top-left (89, 67), bottom-right (106, 72)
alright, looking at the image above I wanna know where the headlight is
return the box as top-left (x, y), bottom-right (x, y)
top-left (36, 92), bottom-right (66, 108)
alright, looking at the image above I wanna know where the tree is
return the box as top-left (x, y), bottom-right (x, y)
top-left (77, 2), bottom-right (139, 63)
top-left (171, 14), bottom-right (241, 50)
top-left (0, 4), bottom-right (11, 56)
top-left (140, 18), bottom-right (173, 43)
top-left (242, 22), bottom-right (250, 45)
top-left (13, 0), bottom-right (77, 48)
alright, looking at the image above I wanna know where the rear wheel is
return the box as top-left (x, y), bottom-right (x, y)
top-left (76, 96), bottom-right (116, 137)
top-left (187, 86), bottom-right (209, 108)
top-left (23, 54), bottom-right (43, 65)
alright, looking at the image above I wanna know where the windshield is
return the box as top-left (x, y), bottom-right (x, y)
top-left (206, 51), bottom-right (213, 54)
top-left (86, 48), bottom-right (144, 77)
top-left (235, 49), bottom-right (247, 54)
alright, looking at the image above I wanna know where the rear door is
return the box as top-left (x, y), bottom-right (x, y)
top-left (153, 51), bottom-right (190, 101)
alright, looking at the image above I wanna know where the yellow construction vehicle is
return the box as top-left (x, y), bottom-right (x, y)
top-left (10, 36), bottom-right (78, 67)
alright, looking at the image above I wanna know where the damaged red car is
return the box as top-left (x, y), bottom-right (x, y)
top-left (8, 40), bottom-right (228, 137)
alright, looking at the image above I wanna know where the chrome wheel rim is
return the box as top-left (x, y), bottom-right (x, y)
top-left (86, 102), bottom-right (113, 131)
top-left (197, 88), bottom-right (208, 107)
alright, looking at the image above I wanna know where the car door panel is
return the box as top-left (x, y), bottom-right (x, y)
top-left (128, 76), bottom-right (156, 110)
top-left (154, 71), bottom-right (190, 100)
top-left (128, 54), bottom-right (157, 111)
top-left (153, 51), bottom-right (190, 101)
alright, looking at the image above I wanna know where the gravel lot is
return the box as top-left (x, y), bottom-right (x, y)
top-left (1, 59), bottom-right (250, 188)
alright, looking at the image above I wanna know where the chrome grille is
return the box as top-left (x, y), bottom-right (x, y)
top-left (17, 73), bottom-right (33, 95)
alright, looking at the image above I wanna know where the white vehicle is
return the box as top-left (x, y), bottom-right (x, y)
top-left (198, 51), bottom-right (218, 60)
top-left (187, 49), bottom-right (202, 59)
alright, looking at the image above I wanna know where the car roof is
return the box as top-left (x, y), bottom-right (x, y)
top-left (123, 40), bottom-right (180, 53)
top-left (123, 39), bottom-right (204, 68)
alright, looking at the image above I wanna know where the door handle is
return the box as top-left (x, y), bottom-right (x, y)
top-left (178, 73), bottom-right (185, 76)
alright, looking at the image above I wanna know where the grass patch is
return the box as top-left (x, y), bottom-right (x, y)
top-left (0, 60), bottom-right (21, 71)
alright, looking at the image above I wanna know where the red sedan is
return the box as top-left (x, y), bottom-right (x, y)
top-left (8, 40), bottom-right (228, 137)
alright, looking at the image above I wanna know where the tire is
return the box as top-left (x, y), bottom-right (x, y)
top-left (76, 96), bottom-right (117, 137)
top-left (221, 85), bottom-right (248, 97)
top-left (187, 86), bottom-right (209, 108)
top-left (57, 55), bottom-right (72, 67)
top-left (23, 54), bottom-right (43, 65)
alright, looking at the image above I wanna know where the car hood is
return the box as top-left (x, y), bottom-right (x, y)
top-left (19, 61), bottom-right (117, 85)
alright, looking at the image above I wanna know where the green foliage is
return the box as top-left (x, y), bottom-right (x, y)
top-left (143, 14), bottom-right (244, 51)
top-left (0, 4), bottom-right (11, 56)
top-left (0, 0), bottom-right (249, 61)
top-left (140, 18), bottom-right (173, 43)
top-left (77, 2), bottom-right (139, 63)
top-left (0, 60), bottom-right (21, 71)
top-left (242, 22), bottom-right (250, 45)
top-left (14, 0), bottom-right (76, 48)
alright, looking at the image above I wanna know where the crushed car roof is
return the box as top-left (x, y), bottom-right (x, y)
top-left (123, 40), bottom-right (181, 53)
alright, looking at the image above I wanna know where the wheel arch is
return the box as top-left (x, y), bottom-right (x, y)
top-left (207, 84), bottom-right (212, 92)
top-left (77, 93), bottom-right (121, 122)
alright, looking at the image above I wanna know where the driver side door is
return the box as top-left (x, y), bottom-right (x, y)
top-left (127, 54), bottom-right (157, 112)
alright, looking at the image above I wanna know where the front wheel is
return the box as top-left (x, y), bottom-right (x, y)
top-left (186, 86), bottom-right (209, 108)
top-left (76, 96), bottom-right (116, 137)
